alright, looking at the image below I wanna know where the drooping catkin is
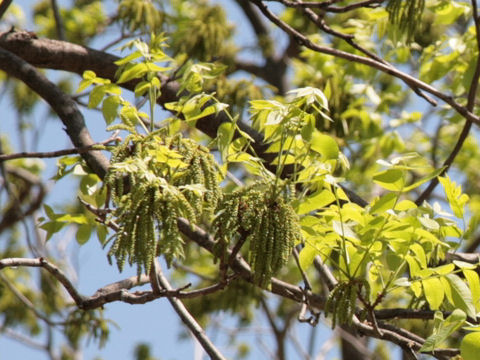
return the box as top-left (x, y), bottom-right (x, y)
top-left (213, 183), bottom-right (302, 288)
top-left (387, 0), bottom-right (425, 42)
top-left (105, 132), bottom-right (221, 275)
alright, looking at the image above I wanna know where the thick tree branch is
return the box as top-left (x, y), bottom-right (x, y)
top-left (0, 43), bottom-right (109, 178)
top-left (0, 30), bottom-right (368, 206)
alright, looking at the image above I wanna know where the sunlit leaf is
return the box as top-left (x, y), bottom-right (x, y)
top-left (373, 169), bottom-right (405, 192)
top-left (420, 310), bottom-right (466, 352)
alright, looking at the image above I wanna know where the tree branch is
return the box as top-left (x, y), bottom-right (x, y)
top-left (0, 132), bottom-right (120, 162)
top-left (0, 43), bottom-right (110, 178)
top-left (247, 0), bottom-right (480, 125)
top-left (0, 257), bottom-right (236, 310)
top-left (153, 262), bottom-right (228, 360)
top-left (0, 0), bottom-right (12, 21)
top-left (0, 325), bottom-right (48, 352)
top-left (0, 30), bottom-right (368, 206)
top-left (0, 272), bottom-right (63, 326)
top-left (50, 0), bottom-right (65, 41)
top-left (415, 0), bottom-right (480, 205)
top-left (0, 165), bottom-right (47, 234)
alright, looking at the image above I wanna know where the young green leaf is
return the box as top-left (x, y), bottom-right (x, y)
top-left (373, 169), bottom-right (405, 192)
top-left (439, 175), bottom-right (469, 218)
top-left (463, 269), bottom-right (480, 312)
top-left (461, 332), bottom-right (480, 360)
top-left (310, 131), bottom-right (339, 160)
top-left (297, 189), bottom-right (336, 215)
top-left (420, 309), bottom-right (466, 352)
top-left (422, 277), bottom-right (444, 310)
top-left (102, 95), bottom-right (121, 125)
top-left (446, 274), bottom-right (476, 319)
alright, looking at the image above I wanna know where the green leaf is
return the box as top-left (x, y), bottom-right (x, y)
top-left (103, 83), bottom-right (121, 95)
top-left (373, 169), bottom-right (405, 191)
top-left (114, 51), bottom-right (142, 65)
top-left (43, 204), bottom-right (57, 220)
top-left (82, 70), bottom-right (97, 80)
top-left (463, 269), bottom-right (480, 312)
top-left (418, 215), bottom-right (440, 231)
top-left (410, 243), bottom-right (427, 268)
top-left (461, 332), bottom-right (480, 360)
top-left (300, 115), bottom-right (315, 142)
top-left (88, 86), bottom-right (106, 109)
top-left (420, 309), bottom-right (466, 352)
top-left (446, 274), bottom-right (476, 319)
top-left (299, 242), bottom-right (317, 270)
top-left (55, 214), bottom-right (89, 224)
top-left (77, 79), bottom-right (94, 93)
top-left (76, 224), bottom-right (92, 245)
top-left (310, 131), bottom-right (339, 160)
top-left (134, 80), bottom-right (151, 97)
top-left (97, 225), bottom-right (108, 245)
top-left (185, 105), bottom-right (216, 122)
top-left (422, 277), bottom-right (444, 310)
top-left (433, 1), bottom-right (468, 25)
top-left (217, 122), bottom-right (234, 162)
top-left (370, 192), bottom-right (397, 214)
top-left (102, 95), bottom-right (120, 125)
top-left (402, 166), bottom-right (446, 192)
top-left (117, 63), bottom-right (148, 83)
top-left (145, 62), bottom-right (171, 73)
top-left (439, 175), bottom-right (469, 218)
top-left (39, 221), bottom-right (66, 241)
top-left (332, 221), bottom-right (358, 242)
top-left (297, 189), bottom-right (336, 215)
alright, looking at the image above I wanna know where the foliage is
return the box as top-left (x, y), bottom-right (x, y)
top-left (3, 0), bottom-right (480, 360)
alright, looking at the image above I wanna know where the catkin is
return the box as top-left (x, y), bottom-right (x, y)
top-left (104, 132), bottom-right (221, 275)
top-left (213, 183), bottom-right (302, 287)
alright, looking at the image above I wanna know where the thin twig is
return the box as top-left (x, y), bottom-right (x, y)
top-left (301, 5), bottom-right (436, 105)
top-left (50, 0), bottom-right (65, 40)
top-left (0, 325), bottom-right (48, 351)
top-left (416, 0), bottom-right (480, 205)
top-left (0, 0), bottom-right (13, 20)
top-left (324, 0), bottom-right (384, 12)
top-left (0, 132), bottom-right (120, 162)
top-left (153, 261), bottom-right (228, 360)
top-left (247, 0), bottom-right (480, 125)
top-left (263, 0), bottom-right (344, 8)
top-left (0, 257), bottom-right (232, 310)
top-left (293, 247), bottom-right (320, 325)
top-left (0, 272), bottom-right (64, 326)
